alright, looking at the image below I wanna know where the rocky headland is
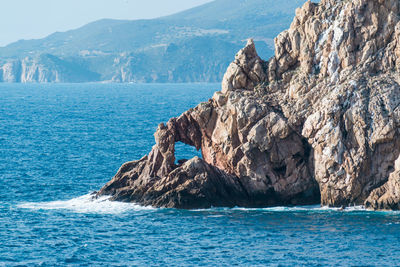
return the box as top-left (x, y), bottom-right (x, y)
top-left (98, 0), bottom-right (400, 210)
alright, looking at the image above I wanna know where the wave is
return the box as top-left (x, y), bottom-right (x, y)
top-left (229, 205), bottom-right (400, 214)
top-left (231, 205), bottom-right (362, 212)
top-left (17, 193), bottom-right (155, 214)
top-left (17, 195), bottom-right (400, 215)
top-left (189, 205), bottom-right (400, 215)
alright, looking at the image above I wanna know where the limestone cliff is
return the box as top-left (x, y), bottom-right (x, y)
top-left (0, 55), bottom-right (99, 83)
top-left (98, 0), bottom-right (400, 210)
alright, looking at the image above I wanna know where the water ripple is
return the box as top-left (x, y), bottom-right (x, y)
top-left (1, 84), bottom-right (400, 266)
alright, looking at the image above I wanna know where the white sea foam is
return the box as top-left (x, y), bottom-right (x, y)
top-left (17, 196), bottom-right (400, 215)
top-left (229, 205), bottom-right (396, 213)
top-left (188, 204), bottom-right (400, 214)
top-left (17, 193), bottom-right (155, 214)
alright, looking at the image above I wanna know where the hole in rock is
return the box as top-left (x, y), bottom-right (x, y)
top-left (293, 152), bottom-right (304, 166)
top-left (174, 142), bottom-right (202, 165)
top-left (273, 165), bottom-right (287, 176)
top-left (302, 138), bottom-right (311, 160)
top-left (387, 165), bottom-right (394, 173)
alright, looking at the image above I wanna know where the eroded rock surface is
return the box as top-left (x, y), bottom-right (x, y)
top-left (221, 39), bottom-right (268, 93)
top-left (99, 0), bottom-right (400, 210)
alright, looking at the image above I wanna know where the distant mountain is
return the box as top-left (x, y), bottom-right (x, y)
top-left (0, 0), bottom-right (307, 83)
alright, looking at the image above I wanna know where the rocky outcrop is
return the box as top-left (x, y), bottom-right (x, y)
top-left (98, 0), bottom-right (400, 210)
top-left (365, 155), bottom-right (400, 210)
top-left (221, 39), bottom-right (268, 93)
top-left (265, 0), bottom-right (400, 209)
top-left (100, 156), bottom-right (251, 209)
top-left (99, 89), bottom-right (320, 208)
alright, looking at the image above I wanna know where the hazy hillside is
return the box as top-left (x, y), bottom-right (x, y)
top-left (0, 0), bottom-right (307, 83)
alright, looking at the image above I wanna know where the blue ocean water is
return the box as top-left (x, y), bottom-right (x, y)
top-left (0, 83), bottom-right (400, 266)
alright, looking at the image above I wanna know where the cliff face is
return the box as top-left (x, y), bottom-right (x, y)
top-left (0, 60), bottom-right (22, 82)
top-left (98, 0), bottom-right (400, 210)
top-left (0, 55), bottom-right (99, 83)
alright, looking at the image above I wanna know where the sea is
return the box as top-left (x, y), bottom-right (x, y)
top-left (0, 83), bottom-right (399, 266)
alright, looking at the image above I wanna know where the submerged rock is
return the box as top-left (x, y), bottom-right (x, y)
top-left (98, 0), bottom-right (400, 210)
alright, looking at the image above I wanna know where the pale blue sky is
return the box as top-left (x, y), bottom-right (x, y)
top-left (0, 0), bottom-right (214, 47)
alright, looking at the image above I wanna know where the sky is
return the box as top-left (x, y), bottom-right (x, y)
top-left (0, 0), bottom-right (214, 47)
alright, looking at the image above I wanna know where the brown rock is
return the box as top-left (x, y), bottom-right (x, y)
top-left (221, 39), bottom-right (268, 94)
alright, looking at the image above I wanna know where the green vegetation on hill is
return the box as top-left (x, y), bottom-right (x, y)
top-left (0, 0), bottom-right (307, 83)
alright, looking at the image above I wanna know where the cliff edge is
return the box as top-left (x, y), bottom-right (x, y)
top-left (98, 0), bottom-right (400, 210)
